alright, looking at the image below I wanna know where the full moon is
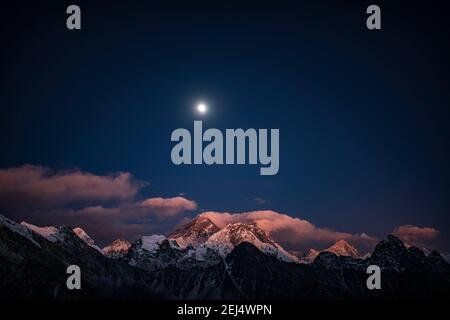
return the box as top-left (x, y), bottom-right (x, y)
top-left (197, 103), bottom-right (207, 114)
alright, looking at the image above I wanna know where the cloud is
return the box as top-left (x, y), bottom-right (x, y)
top-left (140, 197), bottom-right (197, 218)
top-left (16, 196), bottom-right (198, 245)
top-left (200, 210), bottom-right (378, 253)
top-left (0, 165), bottom-right (198, 245)
top-left (392, 225), bottom-right (439, 248)
top-left (2, 165), bottom-right (441, 253)
top-left (0, 165), bottom-right (142, 210)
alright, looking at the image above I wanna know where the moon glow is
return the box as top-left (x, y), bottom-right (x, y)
top-left (197, 103), bottom-right (207, 114)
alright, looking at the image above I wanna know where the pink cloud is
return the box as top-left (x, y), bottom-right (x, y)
top-left (0, 165), bottom-right (142, 210)
top-left (0, 165), bottom-right (199, 244)
top-left (27, 196), bottom-right (198, 244)
top-left (3, 165), bottom-right (441, 253)
top-left (392, 225), bottom-right (439, 248)
top-left (200, 210), bottom-right (378, 253)
top-left (140, 197), bottom-right (197, 218)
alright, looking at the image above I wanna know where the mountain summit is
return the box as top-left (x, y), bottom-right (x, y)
top-left (327, 239), bottom-right (360, 257)
top-left (205, 222), bottom-right (299, 262)
top-left (302, 239), bottom-right (360, 263)
top-left (168, 217), bottom-right (298, 263)
top-left (19, 221), bottom-right (104, 254)
top-left (168, 216), bottom-right (220, 248)
top-left (103, 239), bottom-right (132, 258)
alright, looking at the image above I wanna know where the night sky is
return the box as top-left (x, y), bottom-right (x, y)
top-left (1, 1), bottom-right (449, 251)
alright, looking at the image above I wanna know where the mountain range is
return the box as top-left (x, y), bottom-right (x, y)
top-left (300, 239), bottom-right (363, 263)
top-left (1, 213), bottom-right (450, 299)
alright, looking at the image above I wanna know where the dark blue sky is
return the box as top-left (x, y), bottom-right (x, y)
top-left (1, 1), bottom-right (449, 249)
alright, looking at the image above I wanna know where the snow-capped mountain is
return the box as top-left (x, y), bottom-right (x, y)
top-left (72, 227), bottom-right (103, 253)
top-left (125, 234), bottom-right (221, 271)
top-left (0, 214), bottom-right (156, 299)
top-left (168, 216), bottom-right (220, 248)
top-left (327, 239), bottom-right (360, 257)
top-left (73, 227), bottom-right (95, 246)
top-left (103, 239), bottom-right (131, 258)
top-left (19, 221), bottom-right (103, 254)
top-left (2, 214), bottom-right (450, 299)
top-left (302, 239), bottom-right (360, 263)
top-left (20, 221), bottom-right (60, 242)
top-left (204, 222), bottom-right (299, 263)
top-left (129, 219), bottom-right (298, 267)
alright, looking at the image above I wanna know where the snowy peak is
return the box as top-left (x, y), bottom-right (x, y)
top-left (140, 235), bottom-right (178, 253)
top-left (16, 219), bottom-right (104, 255)
top-left (167, 218), bottom-right (298, 263)
top-left (168, 216), bottom-right (220, 248)
top-left (207, 223), bottom-right (274, 247)
top-left (205, 222), bottom-right (298, 263)
top-left (128, 234), bottom-right (181, 256)
top-left (73, 227), bottom-right (95, 246)
top-left (125, 234), bottom-right (221, 271)
top-left (301, 239), bottom-right (360, 263)
top-left (103, 239), bottom-right (131, 258)
top-left (326, 239), bottom-right (360, 258)
top-left (19, 221), bottom-right (103, 254)
top-left (72, 227), bottom-right (103, 254)
top-left (20, 221), bottom-right (60, 242)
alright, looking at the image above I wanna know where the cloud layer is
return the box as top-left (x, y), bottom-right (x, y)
top-left (200, 210), bottom-right (378, 253)
top-left (141, 197), bottom-right (197, 218)
top-left (0, 165), bottom-right (197, 244)
top-left (0, 165), bottom-right (141, 210)
top-left (0, 165), bottom-right (443, 253)
top-left (392, 225), bottom-right (439, 248)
